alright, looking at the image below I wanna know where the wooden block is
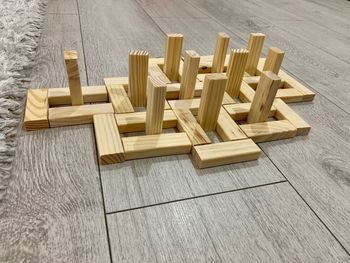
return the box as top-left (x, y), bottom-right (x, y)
top-left (226, 49), bottom-right (249, 98)
top-left (224, 103), bottom-right (276, 121)
top-left (263, 47), bottom-right (285, 75)
top-left (240, 120), bottom-right (297, 143)
top-left (106, 84), bottom-right (134, 113)
top-left (198, 73), bottom-right (227, 131)
top-left (274, 99), bottom-right (310, 135)
top-left (173, 108), bottom-right (211, 146)
top-left (104, 77), bottom-right (128, 86)
top-left (122, 133), bottom-right (192, 160)
top-left (245, 33), bottom-right (265, 75)
top-left (64, 50), bottom-right (83, 105)
top-left (179, 50), bottom-right (201, 99)
top-left (222, 92), bottom-right (237, 105)
top-left (93, 114), bottom-right (125, 165)
top-left (192, 139), bottom-right (261, 168)
top-left (49, 103), bottom-right (114, 128)
top-left (168, 98), bottom-right (201, 115)
top-left (164, 100), bottom-right (171, 110)
top-left (216, 108), bottom-right (247, 141)
top-left (146, 77), bottom-right (167, 135)
top-left (276, 88), bottom-right (304, 103)
top-left (24, 89), bottom-right (49, 131)
top-left (247, 71), bottom-right (281, 123)
top-left (212, 32), bottom-right (230, 73)
top-left (239, 81), bottom-right (256, 103)
top-left (243, 76), bottom-right (261, 89)
top-left (149, 57), bottom-right (165, 65)
top-left (163, 33), bottom-right (183, 81)
top-left (115, 110), bottom-right (177, 133)
top-left (148, 64), bottom-right (171, 84)
top-left (48, 86), bottom-right (107, 106)
top-left (128, 50), bottom-right (149, 107)
top-left (166, 82), bottom-right (203, 99)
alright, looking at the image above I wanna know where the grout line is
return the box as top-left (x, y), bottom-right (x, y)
top-left (106, 180), bottom-right (287, 215)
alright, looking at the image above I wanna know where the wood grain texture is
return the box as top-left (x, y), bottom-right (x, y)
top-left (24, 88), bottom-right (49, 131)
top-left (216, 108), bottom-right (247, 141)
top-left (245, 32), bottom-right (265, 75)
top-left (106, 84), bottom-right (134, 113)
top-left (107, 183), bottom-right (350, 262)
top-left (262, 47), bottom-right (285, 75)
top-left (163, 33), bottom-right (183, 81)
top-left (226, 49), bottom-right (249, 98)
top-left (148, 64), bottom-right (171, 84)
top-left (224, 103), bottom-right (276, 121)
top-left (179, 50), bottom-right (200, 99)
top-left (212, 32), bottom-right (230, 73)
top-left (64, 50), bottom-right (84, 105)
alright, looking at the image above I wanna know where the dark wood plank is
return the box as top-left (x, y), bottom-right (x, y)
top-left (107, 183), bottom-right (350, 262)
top-left (0, 13), bottom-right (109, 262)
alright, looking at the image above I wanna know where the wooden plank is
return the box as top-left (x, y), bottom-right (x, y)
top-left (226, 49), bottom-right (249, 98)
top-left (64, 50), bottom-right (84, 105)
top-left (106, 84), bottom-right (134, 113)
top-left (239, 81), bottom-right (256, 102)
top-left (148, 64), bottom-right (171, 84)
top-left (245, 32), bottom-right (265, 75)
top-left (168, 98), bottom-right (201, 115)
top-left (104, 77), bottom-right (128, 86)
top-left (197, 55), bottom-right (230, 73)
top-left (173, 108), bottom-right (211, 145)
top-left (274, 99), bottom-right (310, 135)
top-left (163, 33), bottom-right (183, 81)
top-left (212, 32), bottom-right (230, 73)
top-left (24, 89), bottom-right (49, 131)
top-left (216, 108), bottom-right (247, 141)
top-left (122, 133), bottom-right (191, 160)
top-left (224, 103), bottom-right (276, 121)
top-left (240, 120), bottom-right (297, 143)
top-left (276, 88), bottom-right (304, 103)
top-left (262, 47), bottom-right (285, 75)
top-left (49, 103), bottom-right (114, 127)
top-left (198, 73), bottom-right (227, 131)
top-left (179, 50), bottom-right (201, 99)
top-left (48, 85), bottom-right (107, 106)
top-left (93, 114), bottom-right (125, 164)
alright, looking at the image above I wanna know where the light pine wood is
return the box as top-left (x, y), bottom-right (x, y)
top-left (49, 103), bottom-right (114, 127)
top-left (93, 114), bottom-right (125, 164)
top-left (145, 77), bottom-right (167, 134)
top-left (263, 47), bottom-right (285, 75)
top-left (216, 108), bottom-right (247, 141)
top-left (179, 50), bottom-right (200, 99)
top-left (276, 88), bottom-right (304, 103)
top-left (198, 73), bottom-right (227, 131)
top-left (163, 33), bottom-right (183, 81)
top-left (169, 98), bottom-right (201, 115)
top-left (115, 110), bottom-right (177, 133)
top-left (224, 103), bottom-right (276, 121)
top-left (247, 71), bottom-right (281, 123)
top-left (193, 139), bottom-right (261, 168)
top-left (239, 81), bottom-right (256, 102)
top-left (173, 108), bottom-right (211, 145)
top-left (245, 33), bottom-right (265, 75)
top-left (148, 64), bottom-right (171, 84)
top-left (212, 32), bottom-right (230, 73)
top-left (48, 85), bottom-right (107, 106)
top-left (274, 99), bottom-right (311, 135)
top-left (240, 120), bottom-right (297, 142)
top-left (167, 82), bottom-right (203, 99)
top-left (104, 77), bottom-right (128, 86)
top-left (128, 50), bottom-right (149, 107)
top-left (226, 49), bottom-right (249, 98)
top-left (122, 133), bottom-right (192, 160)
top-left (64, 50), bottom-right (84, 105)
top-left (24, 88), bottom-right (49, 131)
top-left (106, 84), bottom-right (134, 113)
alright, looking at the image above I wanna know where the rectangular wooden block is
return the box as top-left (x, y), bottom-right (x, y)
top-left (197, 55), bottom-right (230, 73)
top-left (24, 89), bottom-right (49, 131)
top-left (148, 64), bottom-right (171, 84)
top-left (240, 120), bottom-right (297, 143)
top-left (104, 77), bottom-right (128, 86)
top-left (122, 132), bottom-right (192, 160)
top-left (49, 103), bottom-right (114, 128)
top-left (106, 84), bottom-right (134, 113)
top-left (166, 82), bottom-right (203, 99)
top-left (48, 86), bottom-right (107, 106)
top-left (192, 139), bottom-right (261, 168)
top-left (216, 108), bottom-right (247, 141)
top-left (239, 81), bottom-right (256, 103)
top-left (224, 103), bottom-right (276, 121)
top-left (168, 98), bottom-right (201, 115)
top-left (115, 110), bottom-right (177, 133)
top-left (93, 114), bottom-right (125, 165)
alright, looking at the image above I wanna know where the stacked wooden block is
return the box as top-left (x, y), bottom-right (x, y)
top-left (24, 32), bottom-right (315, 168)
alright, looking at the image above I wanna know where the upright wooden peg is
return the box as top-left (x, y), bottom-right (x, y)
top-left (128, 50), bottom-right (149, 107)
top-left (245, 33), bottom-right (265, 75)
top-left (145, 76), bottom-right (167, 135)
top-left (263, 47), bottom-right (284, 74)
top-left (163, 33), bottom-right (183, 81)
top-left (198, 73), bottom-right (227, 131)
top-left (226, 49), bottom-right (249, 98)
top-left (179, 50), bottom-right (200, 99)
top-left (212, 32), bottom-right (230, 73)
top-left (247, 71), bottom-right (281, 123)
top-left (64, 50), bottom-right (83, 105)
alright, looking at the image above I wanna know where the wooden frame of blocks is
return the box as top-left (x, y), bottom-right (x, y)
top-left (23, 31), bottom-right (314, 169)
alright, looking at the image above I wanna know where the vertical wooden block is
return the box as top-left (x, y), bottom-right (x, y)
top-left (128, 50), bottom-right (149, 107)
top-left (179, 50), bottom-right (200, 99)
top-left (64, 50), bottom-right (84, 105)
top-left (145, 77), bottom-right (167, 135)
top-left (24, 89), bottom-right (49, 131)
top-left (263, 47), bottom-right (285, 74)
top-left (198, 74), bottom-right (227, 131)
top-left (226, 49), bottom-right (249, 98)
top-left (247, 71), bottom-right (281, 124)
top-left (212, 32), bottom-right (230, 73)
top-left (93, 114), bottom-right (125, 164)
top-left (245, 33), bottom-right (265, 75)
top-left (163, 33), bottom-right (183, 81)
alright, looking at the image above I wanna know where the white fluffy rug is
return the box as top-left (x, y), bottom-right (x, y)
top-left (0, 0), bottom-right (46, 200)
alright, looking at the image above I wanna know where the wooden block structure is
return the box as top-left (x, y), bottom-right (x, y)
top-left (23, 32), bottom-right (314, 169)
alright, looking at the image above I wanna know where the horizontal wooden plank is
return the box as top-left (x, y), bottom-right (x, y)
top-left (216, 108), bottom-right (247, 141)
top-left (24, 89), bottom-right (49, 131)
top-left (106, 84), bottom-right (134, 113)
top-left (224, 103), bottom-right (276, 121)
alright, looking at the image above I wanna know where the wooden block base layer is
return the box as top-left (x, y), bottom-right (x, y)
top-left (24, 89), bottom-right (49, 131)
